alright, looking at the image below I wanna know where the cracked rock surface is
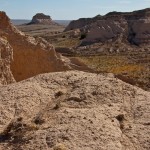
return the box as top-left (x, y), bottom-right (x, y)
top-left (0, 71), bottom-right (149, 150)
top-left (0, 37), bottom-right (15, 85)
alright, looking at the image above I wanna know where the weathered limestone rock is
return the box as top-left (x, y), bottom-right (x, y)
top-left (0, 71), bottom-right (149, 149)
top-left (0, 37), bottom-right (15, 85)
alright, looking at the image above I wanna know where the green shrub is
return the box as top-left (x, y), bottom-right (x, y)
top-left (80, 33), bottom-right (87, 40)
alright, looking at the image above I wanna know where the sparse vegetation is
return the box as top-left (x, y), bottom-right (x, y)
top-left (80, 33), bottom-right (87, 40)
top-left (15, 12), bottom-right (150, 92)
top-left (54, 38), bottom-right (80, 48)
top-left (0, 118), bottom-right (38, 150)
top-left (17, 24), bottom-right (65, 36)
top-left (77, 54), bottom-right (150, 91)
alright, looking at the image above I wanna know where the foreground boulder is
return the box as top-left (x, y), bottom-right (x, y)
top-left (0, 71), bottom-right (149, 150)
top-left (0, 11), bottom-right (71, 82)
top-left (0, 37), bottom-right (15, 85)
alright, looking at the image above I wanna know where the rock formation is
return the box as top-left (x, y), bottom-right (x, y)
top-left (0, 71), bottom-right (149, 150)
top-left (0, 37), bottom-right (15, 85)
top-left (65, 8), bottom-right (150, 46)
top-left (28, 13), bottom-right (58, 25)
top-left (0, 11), bottom-right (149, 150)
top-left (0, 11), bottom-right (71, 82)
top-left (64, 15), bottom-right (102, 32)
top-left (0, 11), bottom-right (93, 82)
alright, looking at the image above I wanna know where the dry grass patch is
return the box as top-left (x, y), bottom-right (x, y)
top-left (77, 55), bottom-right (150, 91)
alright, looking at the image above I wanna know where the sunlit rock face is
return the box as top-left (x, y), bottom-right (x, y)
top-left (0, 11), bottom-right (71, 82)
top-left (0, 37), bottom-right (15, 85)
top-left (65, 8), bottom-right (150, 46)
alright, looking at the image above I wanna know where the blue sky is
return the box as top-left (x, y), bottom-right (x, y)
top-left (0, 0), bottom-right (149, 20)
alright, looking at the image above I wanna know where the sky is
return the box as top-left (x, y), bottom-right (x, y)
top-left (0, 0), bottom-right (150, 20)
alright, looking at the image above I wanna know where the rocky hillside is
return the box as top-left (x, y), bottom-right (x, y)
top-left (0, 11), bottom-right (72, 82)
top-left (28, 13), bottom-right (58, 25)
top-left (0, 11), bottom-right (93, 83)
top-left (0, 71), bottom-right (149, 150)
top-left (0, 11), bottom-right (150, 150)
top-left (65, 8), bottom-right (150, 46)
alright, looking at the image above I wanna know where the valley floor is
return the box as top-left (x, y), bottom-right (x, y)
top-left (16, 24), bottom-right (150, 92)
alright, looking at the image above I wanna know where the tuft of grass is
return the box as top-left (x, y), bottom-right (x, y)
top-left (53, 143), bottom-right (67, 150)
top-left (53, 38), bottom-right (80, 48)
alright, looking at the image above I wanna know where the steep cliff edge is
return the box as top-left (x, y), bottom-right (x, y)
top-left (0, 37), bottom-right (15, 85)
top-left (0, 11), bottom-right (71, 82)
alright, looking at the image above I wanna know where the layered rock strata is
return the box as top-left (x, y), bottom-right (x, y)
top-left (0, 37), bottom-right (15, 85)
top-left (65, 8), bottom-right (150, 45)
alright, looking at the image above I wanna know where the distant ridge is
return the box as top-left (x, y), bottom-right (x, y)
top-left (65, 8), bottom-right (150, 46)
top-left (27, 13), bottom-right (55, 25)
top-left (11, 19), bottom-right (30, 25)
top-left (11, 19), bottom-right (71, 26)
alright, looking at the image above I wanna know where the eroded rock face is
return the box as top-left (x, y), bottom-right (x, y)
top-left (28, 13), bottom-right (57, 25)
top-left (0, 11), bottom-right (12, 29)
top-left (0, 37), bottom-right (15, 85)
top-left (0, 71), bottom-right (149, 150)
top-left (0, 11), bottom-right (71, 82)
top-left (65, 8), bottom-right (150, 45)
top-left (64, 15), bottom-right (102, 32)
top-left (128, 20), bottom-right (150, 45)
top-left (81, 19), bottom-right (126, 45)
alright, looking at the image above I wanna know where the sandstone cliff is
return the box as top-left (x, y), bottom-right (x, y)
top-left (65, 8), bottom-right (150, 46)
top-left (0, 37), bottom-right (15, 85)
top-left (0, 71), bottom-right (149, 150)
top-left (0, 11), bottom-right (71, 82)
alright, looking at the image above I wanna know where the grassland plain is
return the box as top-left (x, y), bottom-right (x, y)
top-left (77, 53), bottom-right (150, 91)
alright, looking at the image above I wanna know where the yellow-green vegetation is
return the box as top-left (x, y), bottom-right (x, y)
top-left (54, 38), bottom-right (80, 48)
top-left (53, 143), bottom-right (67, 150)
top-left (77, 55), bottom-right (150, 91)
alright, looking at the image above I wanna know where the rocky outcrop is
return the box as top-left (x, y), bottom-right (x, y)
top-left (65, 8), bottom-right (150, 46)
top-left (0, 71), bottom-right (149, 149)
top-left (64, 15), bottom-right (102, 32)
top-left (81, 20), bottom-right (126, 45)
top-left (0, 37), bottom-right (15, 85)
top-left (128, 20), bottom-right (150, 45)
top-left (0, 11), bottom-right (71, 82)
top-left (28, 13), bottom-right (58, 25)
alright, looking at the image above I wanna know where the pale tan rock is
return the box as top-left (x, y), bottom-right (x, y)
top-left (0, 11), bottom-right (71, 82)
top-left (0, 37), bottom-right (15, 85)
top-left (0, 71), bottom-right (149, 150)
